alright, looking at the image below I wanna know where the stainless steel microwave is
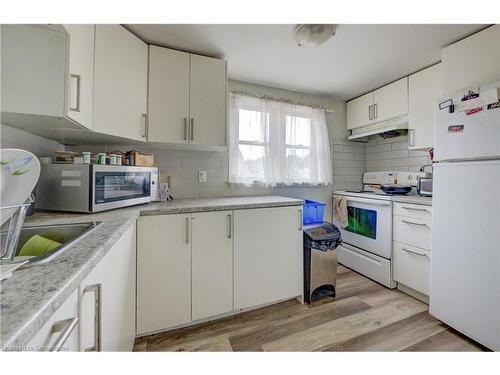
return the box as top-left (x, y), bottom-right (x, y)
top-left (35, 164), bottom-right (158, 213)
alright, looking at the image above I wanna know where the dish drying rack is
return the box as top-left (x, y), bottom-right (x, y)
top-left (0, 195), bottom-right (34, 263)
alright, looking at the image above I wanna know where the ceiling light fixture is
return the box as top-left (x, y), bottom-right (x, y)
top-left (294, 24), bottom-right (336, 47)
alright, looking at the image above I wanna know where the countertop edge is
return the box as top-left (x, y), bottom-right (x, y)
top-left (1, 216), bottom-right (138, 349)
top-left (139, 199), bottom-right (304, 216)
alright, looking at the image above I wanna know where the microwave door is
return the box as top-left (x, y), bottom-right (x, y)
top-left (92, 166), bottom-right (153, 212)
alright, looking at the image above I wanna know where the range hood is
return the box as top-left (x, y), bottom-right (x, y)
top-left (348, 116), bottom-right (409, 140)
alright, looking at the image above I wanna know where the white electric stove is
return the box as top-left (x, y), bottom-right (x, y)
top-left (332, 171), bottom-right (425, 288)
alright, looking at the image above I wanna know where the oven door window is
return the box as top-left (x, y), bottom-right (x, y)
top-left (94, 172), bottom-right (151, 204)
top-left (345, 206), bottom-right (377, 240)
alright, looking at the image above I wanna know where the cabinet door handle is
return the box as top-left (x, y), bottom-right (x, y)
top-left (69, 74), bottom-right (81, 112)
top-left (368, 105), bottom-right (372, 120)
top-left (401, 219), bottom-right (427, 227)
top-left (298, 209), bottom-right (303, 231)
top-left (83, 283), bottom-right (102, 352)
top-left (141, 114), bottom-right (148, 139)
top-left (227, 213), bottom-right (232, 239)
top-left (46, 317), bottom-right (78, 352)
top-left (409, 129), bottom-right (415, 147)
top-left (183, 118), bottom-right (188, 141)
top-left (373, 103), bottom-right (378, 119)
top-left (190, 118), bottom-right (194, 141)
top-left (402, 247), bottom-right (427, 257)
top-left (185, 217), bottom-right (190, 244)
top-left (401, 206), bottom-right (427, 212)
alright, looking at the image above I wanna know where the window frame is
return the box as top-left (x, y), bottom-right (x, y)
top-left (234, 106), bottom-right (269, 183)
top-left (284, 113), bottom-right (313, 182)
top-left (229, 94), bottom-right (331, 187)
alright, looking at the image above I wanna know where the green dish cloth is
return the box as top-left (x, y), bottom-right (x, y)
top-left (19, 235), bottom-right (61, 257)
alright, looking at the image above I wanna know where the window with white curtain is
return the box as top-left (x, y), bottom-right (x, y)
top-left (228, 94), bottom-right (332, 186)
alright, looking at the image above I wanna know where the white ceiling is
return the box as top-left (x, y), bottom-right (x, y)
top-left (127, 24), bottom-right (486, 100)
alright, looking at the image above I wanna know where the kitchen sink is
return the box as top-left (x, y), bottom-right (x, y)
top-left (10, 221), bottom-right (102, 268)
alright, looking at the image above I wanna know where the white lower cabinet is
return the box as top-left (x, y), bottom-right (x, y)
top-left (137, 214), bottom-right (192, 335)
top-left (233, 206), bottom-right (303, 310)
top-left (393, 241), bottom-right (431, 295)
top-left (191, 211), bottom-right (233, 321)
top-left (393, 215), bottom-right (432, 250)
top-left (28, 290), bottom-right (79, 351)
top-left (137, 211), bottom-right (233, 334)
top-left (79, 222), bottom-right (136, 351)
top-left (136, 205), bottom-right (303, 335)
top-left (392, 203), bottom-right (432, 297)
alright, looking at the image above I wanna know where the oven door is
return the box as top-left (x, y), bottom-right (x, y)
top-left (333, 195), bottom-right (392, 259)
top-left (91, 165), bottom-right (154, 212)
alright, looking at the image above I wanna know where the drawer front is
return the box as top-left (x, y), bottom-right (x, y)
top-left (28, 290), bottom-right (79, 351)
top-left (393, 241), bottom-right (431, 295)
top-left (393, 202), bottom-right (432, 220)
top-left (393, 215), bottom-right (432, 250)
top-left (337, 244), bottom-right (393, 288)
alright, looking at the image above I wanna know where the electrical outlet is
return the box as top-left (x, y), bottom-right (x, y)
top-left (198, 170), bottom-right (207, 183)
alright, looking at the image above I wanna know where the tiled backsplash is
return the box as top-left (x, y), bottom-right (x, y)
top-left (366, 135), bottom-right (431, 172)
top-left (153, 149), bottom-right (271, 199)
top-left (1, 125), bottom-right (430, 200)
top-left (332, 140), bottom-right (366, 191)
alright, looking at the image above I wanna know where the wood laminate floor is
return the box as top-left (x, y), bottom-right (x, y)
top-left (133, 265), bottom-right (487, 352)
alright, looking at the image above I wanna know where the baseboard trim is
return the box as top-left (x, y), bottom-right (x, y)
top-left (397, 283), bottom-right (429, 304)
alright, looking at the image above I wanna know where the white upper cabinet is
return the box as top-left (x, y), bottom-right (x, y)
top-left (1, 25), bottom-right (94, 130)
top-left (372, 77), bottom-right (408, 123)
top-left (148, 46), bottom-right (227, 146)
top-left (346, 77), bottom-right (408, 130)
top-left (67, 25), bottom-right (95, 129)
top-left (442, 25), bottom-right (500, 96)
top-left (189, 54), bottom-right (227, 146)
top-left (1, 25), bottom-right (67, 117)
top-left (346, 92), bottom-right (374, 130)
top-left (93, 25), bottom-right (148, 141)
top-left (408, 63), bottom-right (442, 150)
top-left (148, 46), bottom-right (190, 143)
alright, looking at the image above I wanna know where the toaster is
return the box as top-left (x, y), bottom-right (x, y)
top-left (417, 177), bottom-right (433, 197)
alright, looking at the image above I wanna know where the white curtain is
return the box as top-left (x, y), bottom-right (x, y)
top-left (229, 94), bottom-right (332, 187)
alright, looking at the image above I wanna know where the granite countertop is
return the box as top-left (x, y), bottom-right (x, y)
top-left (0, 195), bottom-right (303, 349)
top-left (141, 195), bottom-right (304, 215)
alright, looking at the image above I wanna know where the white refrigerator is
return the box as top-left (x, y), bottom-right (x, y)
top-left (430, 81), bottom-right (500, 351)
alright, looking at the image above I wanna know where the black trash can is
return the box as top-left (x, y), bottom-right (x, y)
top-left (303, 222), bottom-right (342, 304)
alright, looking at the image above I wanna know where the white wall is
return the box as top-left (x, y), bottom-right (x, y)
top-left (0, 124), bottom-right (65, 156)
